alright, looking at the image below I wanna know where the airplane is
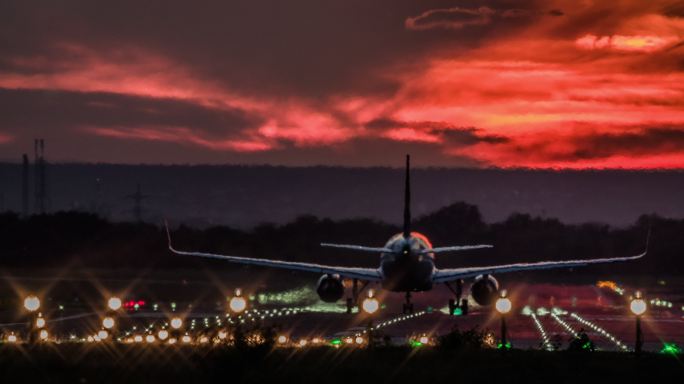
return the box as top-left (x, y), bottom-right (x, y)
top-left (166, 155), bottom-right (647, 314)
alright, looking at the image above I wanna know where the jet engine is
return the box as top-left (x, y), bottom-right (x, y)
top-left (470, 275), bottom-right (499, 306)
top-left (316, 274), bottom-right (345, 302)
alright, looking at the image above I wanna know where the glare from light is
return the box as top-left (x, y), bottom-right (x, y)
top-left (134, 335), bottom-right (143, 343)
top-left (630, 298), bottom-right (647, 316)
top-left (168, 338), bottom-right (177, 345)
top-left (170, 317), bottom-right (183, 329)
top-left (355, 336), bottom-right (364, 345)
top-left (146, 334), bottom-right (156, 343)
top-left (182, 335), bottom-right (192, 344)
top-left (419, 336), bottom-right (429, 344)
top-left (298, 339), bottom-right (308, 347)
top-left (229, 296), bottom-right (247, 313)
top-left (158, 330), bottom-right (169, 340)
top-left (218, 330), bottom-right (228, 340)
top-left (98, 330), bottom-right (109, 340)
top-left (24, 295), bottom-right (40, 312)
top-left (362, 297), bottom-right (379, 314)
top-left (108, 297), bottom-right (122, 311)
top-left (199, 336), bottom-right (209, 344)
top-left (277, 335), bottom-right (288, 344)
top-left (344, 337), bottom-right (353, 344)
top-left (39, 329), bottom-right (49, 341)
top-left (36, 316), bottom-right (46, 329)
top-left (102, 317), bottom-right (115, 329)
top-left (495, 297), bottom-right (512, 314)
top-left (7, 334), bottom-right (17, 343)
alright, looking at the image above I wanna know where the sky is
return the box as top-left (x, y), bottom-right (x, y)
top-left (0, 0), bottom-right (683, 168)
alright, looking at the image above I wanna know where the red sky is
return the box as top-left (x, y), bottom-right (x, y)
top-left (0, 0), bottom-right (683, 168)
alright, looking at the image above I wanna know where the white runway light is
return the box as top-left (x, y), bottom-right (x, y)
top-left (24, 295), bottom-right (41, 312)
top-left (108, 297), bottom-right (123, 311)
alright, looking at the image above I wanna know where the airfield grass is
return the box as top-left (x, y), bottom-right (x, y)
top-left (0, 345), bottom-right (682, 383)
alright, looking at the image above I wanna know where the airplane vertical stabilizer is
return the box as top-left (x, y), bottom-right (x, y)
top-left (403, 154), bottom-right (411, 238)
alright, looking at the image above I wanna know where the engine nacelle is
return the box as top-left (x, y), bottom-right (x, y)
top-left (470, 275), bottom-right (499, 306)
top-left (316, 274), bottom-right (345, 303)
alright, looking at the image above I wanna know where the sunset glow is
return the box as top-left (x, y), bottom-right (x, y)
top-left (0, 0), bottom-right (683, 168)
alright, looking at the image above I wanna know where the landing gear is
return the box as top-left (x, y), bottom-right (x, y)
top-left (446, 279), bottom-right (468, 315)
top-left (346, 279), bottom-right (370, 314)
top-left (346, 279), bottom-right (359, 314)
top-left (402, 292), bottom-right (414, 314)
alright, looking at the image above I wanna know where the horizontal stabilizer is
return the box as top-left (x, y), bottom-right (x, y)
top-left (421, 244), bottom-right (493, 254)
top-left (320, 243), bottom-right (393, 253)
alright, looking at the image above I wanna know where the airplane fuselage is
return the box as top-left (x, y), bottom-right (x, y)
top-left (379, 232), bottom-right (435, 292)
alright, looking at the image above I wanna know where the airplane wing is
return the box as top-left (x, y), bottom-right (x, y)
top-left (166, 225), bottom-right (382, 282)
top-left (432, 250), bottom-right (646, 283)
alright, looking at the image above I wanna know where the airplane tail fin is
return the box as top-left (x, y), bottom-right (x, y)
top-left (403, 154), bottom-right (411, 238)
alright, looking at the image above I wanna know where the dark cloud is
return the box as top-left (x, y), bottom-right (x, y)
top-left (365, 118), bottom-right (510, 146)
top-left (504, 127), bottom-right (684, 163)
top-left (405, 6), bottom-right (495, 30)
top-left (568, 128), bottom-right (684, 160)
top-left (0, 88), bottom-right (262, 139)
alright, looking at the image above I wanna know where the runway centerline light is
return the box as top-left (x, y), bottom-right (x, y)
top-left (7, 333), bottom-right (18, 343)
top-left (24, 295), bottom-right (40, 312)
top-left (98, 330), bottom-right (109, 340)
top-left (39, 329), bottom-right (49, 341)
top-left (102, 317), bottom-right (116, 329)
top-left (108, 297), bottom-right (122, 311)
top-left (146, 334), bottom-right (156, 343)
top-left (277, 335), bottom-right (287, 344)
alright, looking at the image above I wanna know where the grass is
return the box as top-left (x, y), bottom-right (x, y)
top-left (0, 345), bottom-right (682, 383)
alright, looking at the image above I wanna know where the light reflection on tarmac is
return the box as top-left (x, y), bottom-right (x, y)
top-left (0, 273), bottom-right (682, 352)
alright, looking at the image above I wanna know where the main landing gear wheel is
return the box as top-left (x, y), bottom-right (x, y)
top-left (346, 298), bottom-right (354, 314)
top-left (446, 279), bottom-right (468, 315)
top-left (402, 292), bottom-right (414, 314)
top-left (346, 278), bottom-right (369, 314)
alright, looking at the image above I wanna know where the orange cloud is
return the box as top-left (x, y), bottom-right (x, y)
top-left (576, 34), bottom-right (680, 52)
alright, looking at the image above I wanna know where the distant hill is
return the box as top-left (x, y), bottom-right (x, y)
top-left (1, 163), bottom-right (683, 228)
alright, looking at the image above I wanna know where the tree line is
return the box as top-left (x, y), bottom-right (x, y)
top-left (0, 202), bottom-right (676, 277)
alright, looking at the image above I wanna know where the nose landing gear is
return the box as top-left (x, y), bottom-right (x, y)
top-left (402, 291), bottom-right (414, 314)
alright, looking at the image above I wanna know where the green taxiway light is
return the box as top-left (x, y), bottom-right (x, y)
top-left (661, 343), bottom-right (682, 355)
top-left (497, 342), bottom-right (512, 350)
top-left (426, 306), bottom-right (433, 313)
top-left (452, 307), bottom-right (463, 316)
top-left (410, 340), bottom-right (423, 348)
top-left (330, 338), bottom-right (342, 346)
